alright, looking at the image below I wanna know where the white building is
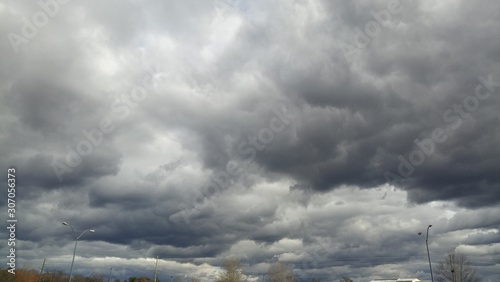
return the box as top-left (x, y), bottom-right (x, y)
top-left (370, 279), bottom-right (421, 282)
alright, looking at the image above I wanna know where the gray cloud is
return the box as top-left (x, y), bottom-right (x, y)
top-left (1, 0), bottom-right (500, 281)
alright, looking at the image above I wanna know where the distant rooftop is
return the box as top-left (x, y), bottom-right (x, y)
top-left (369, 279), bottom-right (421, 282)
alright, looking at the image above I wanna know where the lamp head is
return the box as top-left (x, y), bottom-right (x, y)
top-left (62, 222), bottom-right (69, 226)
top-left (429, 224), bottom-right (432, 227)
top-left (89, 229), bottom-right (95, 233)
top-left (418, 232), bottom-right (422, 235)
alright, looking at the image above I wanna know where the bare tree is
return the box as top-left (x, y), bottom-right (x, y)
top-left (267, 262), bottom-right (296, 282)
top-left (436, 250), bottom-right (480, 282)
top-left (88, 271), bottom-right (105, 282)
top-left (216, 258), bottom-right (244, 282)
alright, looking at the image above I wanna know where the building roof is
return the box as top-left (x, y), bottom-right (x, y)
top-left (369, 279), bottom-right (421, 282)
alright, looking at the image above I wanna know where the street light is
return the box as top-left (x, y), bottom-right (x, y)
top-left (62, 222), bottom-right (95, 282)
top-left (418, 224), bottom-right (434, 282)
top-left (107, 267), bottom-right (112, 282)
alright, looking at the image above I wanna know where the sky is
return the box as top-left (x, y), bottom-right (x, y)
top-left (1, 0), bottom-right (500, 281)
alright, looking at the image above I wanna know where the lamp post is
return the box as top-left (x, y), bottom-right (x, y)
top-left (62, 222), bottom-right (95, 282)
top-left (154, 256), bottom-right (159, 282)
top-left (107, 267), bottom-right (112, 282)
top-left (418, 224), bottom-right (434, 282)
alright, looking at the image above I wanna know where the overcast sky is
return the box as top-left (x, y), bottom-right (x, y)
top-left (1, 0), bottom-right (500, 281)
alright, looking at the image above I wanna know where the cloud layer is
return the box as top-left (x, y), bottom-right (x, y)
top-left (1, 0), bottom-right (499, 281)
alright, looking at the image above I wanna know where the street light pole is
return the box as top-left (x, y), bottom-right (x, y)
top-left (108, 267), bottom-right (112, 282)
top-left (426, 225), bottom-right (434, 282)
top-left (63, 222), bottom-right (95, 282)
top-left (418, 224), bottom-right (434, 282)
top-left (154, 256), bottom-right (159, 282)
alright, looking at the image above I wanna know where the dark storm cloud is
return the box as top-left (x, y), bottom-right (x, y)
top-left (2, 0), bottom-right (500, 281)
top-left (205, 0), bottom-right (500, 209)
top-left (463, 231), bottom-right (500, 246)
